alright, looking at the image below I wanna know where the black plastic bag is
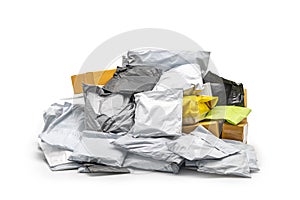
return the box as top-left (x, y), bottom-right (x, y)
top-left (203, 71), bottom-right (244, 106)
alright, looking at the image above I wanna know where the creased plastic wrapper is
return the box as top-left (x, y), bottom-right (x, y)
top-left (83, 84), bottom-right (135, 134)
top-left (186, 151), bottom-right (251, 178)
top-left (182, 82), bottom-right (213, 96)
top-left (123, 49), bottom-right (210, 75)
top-left (123, 153), bottom-right (180, 174)
top-left (129, 89), bottom-right (183, 137)
top-left (205, 106), bottom-right (251, 125)
top-left (103, 65), bottom-right (162, 95)
top-left (38, 140), bottom-right (81, 171)
top-left (78, 164), bottom-right (130, 174)
top-left (204, 71), bottom-right (244, 106)
top-left (152, 63), bottom-right (204, 92)
top-left (167, 126), bottom-right (239, 160)
top-left (39, 102), bottom-right (85, 150)
top-left (223, 139), bottom-right (259, 172)
top-left (182, 95), bottom-right (218, 125)
top-left (206, 83), bottom-right (227, 105)
top-left (69, 131), bottom-right (127, 167)
top-left (198, 83), bottom-right (213, 96)
top-left (113, 134), bottom-right (184, 164)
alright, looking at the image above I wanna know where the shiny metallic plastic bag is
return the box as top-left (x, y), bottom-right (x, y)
top-left (103, 65), bottom-right (162, 95)
top-left (39, 102), bottom-right (85, 150)
top-left (78, 164), bottom-right (130, 174)
top-left (152, 63), bottom-right (204, 92)
top-left (223, 139), bottom-right (259, 172)
top-left (123, 49), bottom-right (210, 75)
top-left (167, 126), bottom-right (239, 161)
top-left (194, 151), bottom-right (251, 178)
top-left (113, 134), bottom-right (184, 164)
top-left (38, 140), bottom-right (81, 171)
top-left (83, 83), bottom-right (135, 134)
top-left (69, 131), bottom-right (127, 167)
top-left (123, 153), bottom-right (180, 174)
top-left (129, 89), bottom-right (183, 137)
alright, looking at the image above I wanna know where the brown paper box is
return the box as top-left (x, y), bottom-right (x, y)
top-left (182, 120), bottom-right (221, 138)
top-left (221, 119), bottom-right (248, 143)
top-left (71, 69), bottom-right (116, 94)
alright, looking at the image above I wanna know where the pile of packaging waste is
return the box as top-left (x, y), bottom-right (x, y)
top-left (38, 49), bottom-right (259, 177)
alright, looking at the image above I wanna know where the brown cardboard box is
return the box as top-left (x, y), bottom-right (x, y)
top-left (182, 120), bottom-right (221, 138)
top-left (71, 69), bottom-right (116, 94)
top-left (244, 88), bottom-right (247, 107)
top-left (221, 119), bottom-right (248, 143)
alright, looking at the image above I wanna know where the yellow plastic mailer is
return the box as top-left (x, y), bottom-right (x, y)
top-left (182, 95), bottom-right (218, 125)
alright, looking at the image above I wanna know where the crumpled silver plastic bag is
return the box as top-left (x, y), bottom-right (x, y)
top-left (152, 63), bottom-right (204, 92)
top-left (38, 140), bottom-right (81, 171)
top-left (123, 49), bottom-right (210, 75)
top-left (129, 89), bottom-right (183, 137)
top-left (166, 126), bottom-right (239, 161)
top-left (39, 102), bottom-right (85, 150)
top-left (69, 131), bottom-right (127, 167)
top-left (112, 134), bottom-right (184, 164)
top-left (83, 84), bottom-right (135, 134)
top-left (103, 65), bottom-right (162, 95)
top-left (198, 83), bottom-right (212, 96)
top-left (182, 82), bottom-right (212, 96)
top-left (223, 139), bottom-right (259, 172)
top-left (123, 153), bottom-right (180, 174)
top-left (60, 94), bottom-right (85, 105)
top-left (78, 164), bottom-right (130, 174)
top-left (188, 151), bottom-right (251, 178)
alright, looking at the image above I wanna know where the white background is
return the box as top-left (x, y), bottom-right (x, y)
top-left (1, 0), bottom-right (299, 199)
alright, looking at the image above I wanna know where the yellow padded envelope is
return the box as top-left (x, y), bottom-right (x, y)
top-left (182, 95), bottom-right (218, 125)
